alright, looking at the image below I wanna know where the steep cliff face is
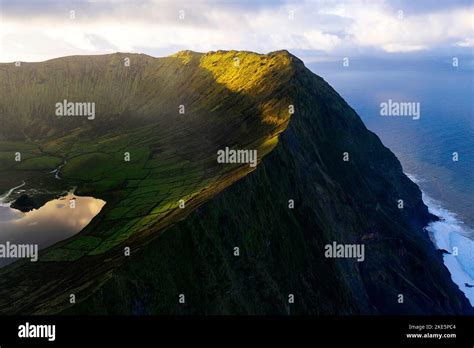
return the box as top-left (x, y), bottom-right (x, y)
top-left (64, 53), bottom-right (472, 315)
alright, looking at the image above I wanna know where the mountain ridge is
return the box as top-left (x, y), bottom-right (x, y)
top-left (0, 49), bottom-right (298, 313)
top-left (0, 50), bottom-right (470, 314)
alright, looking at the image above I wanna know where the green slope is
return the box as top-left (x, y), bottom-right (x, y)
top-left (65, 53), bottom-right (473, 315)
top-left (0, 50), bottom-right (470, 315)
top-left (0, 50), bottom-right (296, 314)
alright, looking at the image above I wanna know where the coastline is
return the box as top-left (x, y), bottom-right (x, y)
top-left (408, 173), bottom-right (474, 307)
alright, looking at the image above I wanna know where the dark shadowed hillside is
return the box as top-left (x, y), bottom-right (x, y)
top-left (0, 50), bottom-right (470, 314)
top-left (64, 52), bottom-right (472, 315)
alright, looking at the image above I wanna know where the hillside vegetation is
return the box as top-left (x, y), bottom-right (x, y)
top-left (0, 50), bottom-right (470, 314)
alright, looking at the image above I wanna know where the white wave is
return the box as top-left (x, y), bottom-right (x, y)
top-left (406, 172), bottom-right (474, 306)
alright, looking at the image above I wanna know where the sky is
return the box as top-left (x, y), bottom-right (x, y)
top-left (0, 0), bottom-right (473, 64)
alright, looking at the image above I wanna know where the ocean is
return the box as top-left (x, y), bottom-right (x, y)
top-left (314, 63), bottom-right (474, 305)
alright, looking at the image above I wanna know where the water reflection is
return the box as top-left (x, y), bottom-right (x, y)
top-left (0, 191), bottom-right (105, 266)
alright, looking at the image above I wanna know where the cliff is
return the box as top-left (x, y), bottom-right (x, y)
top-left (0, 50), bottom-right (470, 314)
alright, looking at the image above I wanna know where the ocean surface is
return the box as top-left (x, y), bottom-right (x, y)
top-left (314, 64), bottom-right (474, 305)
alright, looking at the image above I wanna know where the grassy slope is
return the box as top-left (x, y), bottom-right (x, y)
top-left (66, 56), bottom-right (473, 315)
top-left (0, 50), bottom-right (296, 314)
top-left (0, 50), bottom-right (470, 315)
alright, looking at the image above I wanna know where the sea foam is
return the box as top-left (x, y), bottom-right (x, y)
top-left (407, 173), bottom-right (474, 306)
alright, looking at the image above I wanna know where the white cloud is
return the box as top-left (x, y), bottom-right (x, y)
top-left (0, 0), bottom-right (472, 62)
top-left (456, 38), bottom-right (474, 47)
top-left (328, 1), bottom-right (474, 53)
top-left (302, 30), bottom-right (342, 51)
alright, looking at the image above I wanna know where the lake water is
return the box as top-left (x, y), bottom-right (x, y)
top-left (315, 64), bottom-right (474, 305)
top-left (0, 188), bottom-right (105, 267)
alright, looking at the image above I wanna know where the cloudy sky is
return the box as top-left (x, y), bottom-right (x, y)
top-left (0, 0), bottom-right (473, 63)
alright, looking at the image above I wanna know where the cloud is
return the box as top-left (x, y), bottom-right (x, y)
top-left (336, 2), bottom-right (474, 53)
top-left (457, 38), bottom-right (474, 47)
top-left (0, 0), bottom-right (473, 62)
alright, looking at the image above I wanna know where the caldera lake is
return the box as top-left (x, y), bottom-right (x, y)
top-left (0, 184), bottom-right (105, 267)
